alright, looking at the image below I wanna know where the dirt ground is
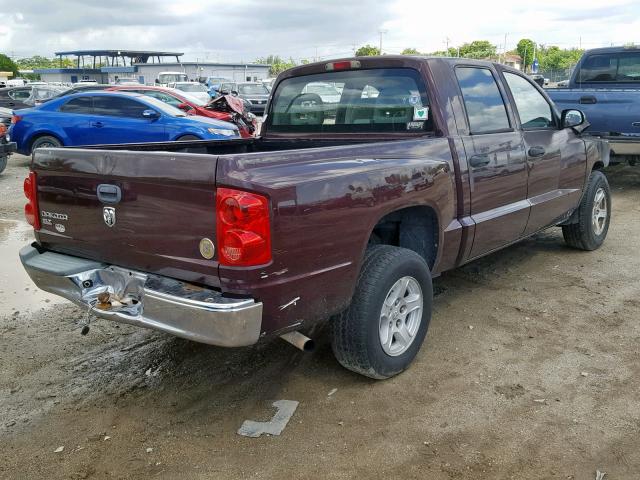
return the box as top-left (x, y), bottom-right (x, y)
top-left (1, 154), bottom-right (639, 480)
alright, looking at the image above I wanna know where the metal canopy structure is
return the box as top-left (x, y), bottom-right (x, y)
top-left (54, 50), bottom-right (184, 69)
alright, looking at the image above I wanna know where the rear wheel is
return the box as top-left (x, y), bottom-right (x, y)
top-left (0, 155), bottom-right (7, 174)
top-left (331, 245), bottom-right (433, 379)
top-left (31, 135), bottom-right (62, 153)
top-left (562, 170), bottom-right (611, 250)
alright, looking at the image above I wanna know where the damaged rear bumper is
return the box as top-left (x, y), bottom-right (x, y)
top-left (19, 244), bottom-right (262, 347)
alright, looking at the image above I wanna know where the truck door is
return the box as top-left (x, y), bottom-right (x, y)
top-left (455, 66), bottom-right (529, 258)
top-left (501, 71), bottom-right (586, 235)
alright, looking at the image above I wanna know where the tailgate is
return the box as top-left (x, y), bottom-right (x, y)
top-left (32, 148), bottom-right (222, 288)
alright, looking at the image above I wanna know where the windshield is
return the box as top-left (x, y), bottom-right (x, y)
top-left (267, 68), bottom-right (432, 134)
top-left (238, 84), bottom-right (269, 95)
top-left (159, 73), bottom-right (188, 84)
top-left (576, 52), bottom-right (640, 83)
top-left (175, 83), bottom-right (208, 93)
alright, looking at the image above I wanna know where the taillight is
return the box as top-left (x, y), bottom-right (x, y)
top-left (11, 115), bottom-right (22, 124)
top-left (0, 124), bottom-right (6, 136)
top-left (24, 171), bottom-right (40, 230)
top-left (216, 187), bottom-right (271, 266)
top-left (325, 60), bottom-right (361, 71)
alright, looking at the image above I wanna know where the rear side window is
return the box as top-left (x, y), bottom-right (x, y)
top-left (60, 97), bottom-right (93, 114)
top-left (455, 67), bottom-right (510, 134)
top-left (503, 72), bottom-right (554, 129)
top-left (93, 96), bottom-right (149, 118)
top-left (267, 68), bottom-right (432, 134)
top-left (577, 52), bottom-right (640, 83)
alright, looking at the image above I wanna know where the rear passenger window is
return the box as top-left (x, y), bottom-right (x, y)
top-left (60, 97), bottom-right (93, 114)
top-left (455, 67), bottom-right (510, 134)
top-left (93, 97), bottom-right (148, 118)
top-left (503, 72), bottom-right (554, 129)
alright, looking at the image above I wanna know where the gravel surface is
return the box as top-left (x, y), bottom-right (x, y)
top-left (1, 154), bottom-right (639, 479)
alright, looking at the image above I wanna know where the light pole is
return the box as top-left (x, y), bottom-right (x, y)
top-left (379, 30), bottom-right (388, 55)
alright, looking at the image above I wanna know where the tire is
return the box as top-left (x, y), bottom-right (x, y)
top-left (0, 155), bottom-right (7, 174)
top-left (562, 170), bottom-right (611, 251)
top-left (176, 135), bottom-right (201, 141)
top-left (331, 245), bottom-right (433, 379)
top-left (31, 135), bottom-right (62, 153)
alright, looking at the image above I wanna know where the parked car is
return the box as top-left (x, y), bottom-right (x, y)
top-left (167, 81), bottom-right (212, 103)
top-left (107, 85), bottom-right (257, 137)
top-left (0, 86), bottom-right (33, 110)
top-left (19, 56), bottom-right (609, 380)
top-left (546, 45), bottom-right (640, 165)
top-left (24, 85), bottom-right (69, 107)
top-left (219, 82), bottom-right (270, 115)
top-left (156, 71), bottom-right (188, 87)
top-left (0, 106), bottom-right (16, 174)
top-left (43, 84), bottom-right (111, 104)
top-left (10, 91), bottom-right (240, 154)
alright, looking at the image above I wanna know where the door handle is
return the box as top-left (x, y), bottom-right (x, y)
top-left (91, 121), bottom-right (104, 128)
top-left (528, 146), bottom-right (546, 157)
top-left (469, 154), bottom-right (491, 168)
top-left (96, 184), bottom-right (122, 205)
top-left (8, 102), bottom-right (14, 107)
top-left (579, 95), bottom-right (597, 104)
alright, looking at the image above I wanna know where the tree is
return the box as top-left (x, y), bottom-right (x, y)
top-left (538, 46), bottom-right (583, 71)
top-left (402, 48), bottom-right (421, 55)
top-left (0, 54), bottom-right (19, 77)
top-left (355, 45), bottom-right (380, 56)
top-left (255, 55), bottom-right (297, 76)
top-left (458, 40), bottom-right (496, 59)
top-left (516, 39), bottom-right (536, 70)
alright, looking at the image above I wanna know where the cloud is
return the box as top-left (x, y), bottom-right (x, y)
top-left (1, 0), bottom-right (640, 62)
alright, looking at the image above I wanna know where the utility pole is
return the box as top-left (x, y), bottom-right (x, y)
top-left (379, 30), bottom-right (387, 55)
top-left (445, 37), bottom-right (450, 55)
top-left (501, 33), bottom-right (508, 64)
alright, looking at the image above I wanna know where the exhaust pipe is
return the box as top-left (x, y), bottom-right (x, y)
top-left (280, 331), bottom-right (315, 352)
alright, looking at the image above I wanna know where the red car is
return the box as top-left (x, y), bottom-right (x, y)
top-left (107, 85), bottom-right (256, 138)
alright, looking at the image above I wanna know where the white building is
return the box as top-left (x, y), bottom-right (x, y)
top-left (34, 50), bottom-right (270, 85)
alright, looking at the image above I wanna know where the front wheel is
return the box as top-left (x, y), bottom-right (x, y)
top-left (331, 245), bottom-right (433, 379)
top-left (0, 155), bottom-right (7, 174)
top-left (562, 170), bottom-right (611, 250)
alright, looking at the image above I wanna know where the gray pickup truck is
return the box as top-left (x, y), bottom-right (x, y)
top-left (20, 56), bottom-right (610, 379)
top-left (547, 46), bottom-right (640, 165)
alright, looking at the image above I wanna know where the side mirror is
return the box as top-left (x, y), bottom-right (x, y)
top-left (177, 102), bottom-right (192, 111)
top-left (231, 90), bottom-right (239, 96)
top-left (142, 109), bottom-right (159, 119)
top-left (561, 109), bottom-right (588, 133)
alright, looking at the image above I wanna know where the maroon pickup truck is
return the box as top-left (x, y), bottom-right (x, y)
top-left (20, 56), bottom-right (610, 379)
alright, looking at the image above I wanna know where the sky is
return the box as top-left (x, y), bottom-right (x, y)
top-left (0, 0), bottom-right (639, 62)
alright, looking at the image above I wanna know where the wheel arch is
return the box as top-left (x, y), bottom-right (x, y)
top-left (28, 131), bottom-right (64, 154)
top-left (366, 205), bottom-right (440, 271)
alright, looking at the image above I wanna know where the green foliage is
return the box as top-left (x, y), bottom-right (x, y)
top-left (0, 54), bottom-right (19, 76)
top-left (402, 48), bottom-right (421, 55)
top-left (458, 40), bottom-right (496, 59)
top-left (255, 55), bottom-right (297, 76)
top-left (355, 45), bottom-right (381, 56)
top-left (538, 46), bottom-right (584, 71)
top-left (516, 39), bottom-right (536, 69)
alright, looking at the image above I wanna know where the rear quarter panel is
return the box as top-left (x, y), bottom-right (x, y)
top-left (216, 138), bottom-right (457, 336)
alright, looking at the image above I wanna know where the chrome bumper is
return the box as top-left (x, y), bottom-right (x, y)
top-left (19, 245), bottom-right (262, 347)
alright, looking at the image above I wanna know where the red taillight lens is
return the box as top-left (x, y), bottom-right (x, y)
top-left (0, 124), bottom-right (6, 136)
top-left (11, 115), bottom-right (22, 124)
top-left (325, 60), bottom-right (361, 71)
top-left (24, 171), bottom-right (40, 230)
top-left (216, 187), bottom-right (271, 266)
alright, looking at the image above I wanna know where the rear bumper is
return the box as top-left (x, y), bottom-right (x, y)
top-left (20, 245), bottom-right (263, 347)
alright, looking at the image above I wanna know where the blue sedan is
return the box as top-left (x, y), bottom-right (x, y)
top-left (10, 91), bottom-right (240, 155)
